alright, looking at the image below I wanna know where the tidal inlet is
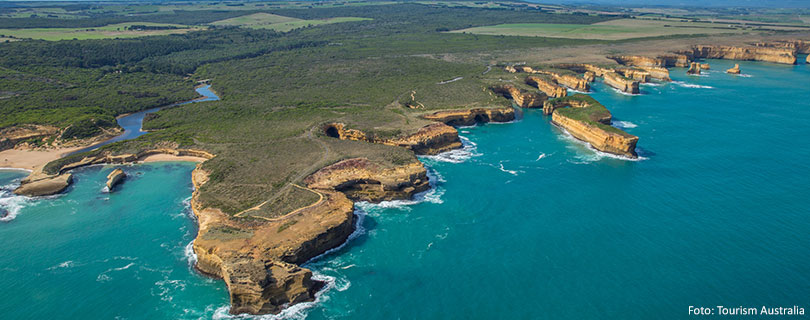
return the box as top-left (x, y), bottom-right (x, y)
top-left (1, 1), bottom-right (809, 319)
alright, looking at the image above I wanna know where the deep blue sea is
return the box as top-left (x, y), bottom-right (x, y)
top-left (1, 58), bottom-right (809, 319)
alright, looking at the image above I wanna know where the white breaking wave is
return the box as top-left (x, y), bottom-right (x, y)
top-left (184, 241), bottom-right (198, 269)
top-left (47, 260), bottom-right (76, 270)
top-left (0, 179), bottom-right (32, 222)
top-left (497, 162), bottom-right (521, 176)
top-left (555, 124), bottom-right (647, 162)
top-left (737, 74), bottom-right (753, 78)
top-left (610, 87), bottom-right (642, 96)
top-left (419, 135), bottom-right (480, 164)
top-left (612, 121), bottom-right (638, 129)
top-left (535, 153), bottom-right (548, 161)
top-left (673, 81), bottom-right (713, 89)
top-left (641, 82), bottom-right (665, 86)
top-left (567, 89), bottom-right (591, 94)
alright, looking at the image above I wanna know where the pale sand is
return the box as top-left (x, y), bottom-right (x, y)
top-left (140, 154), bottom-right (208, 163)
top-left (0, 147), bottom-right (85, 170)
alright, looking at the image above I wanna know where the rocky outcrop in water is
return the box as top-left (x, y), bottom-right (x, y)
top-left (13, 169), bottom-right (72, 197)
top-left (727, 64), bottom-right (741, 74)
top-left (687, 62), bottom-right (701, 75)
top-left (639, 66), bottom-right (672, 81)
top-left (658, 54), bottom-right (691, 67)
top-left (603, 72), bottom-right (639, 94)
top-left (421, 107), bottom-right (516, 126)
top-left (606, 55), bottom-right (673, 81)
top-left (617, 68), bottom-right (650, 82)
top-left (526, 76), bottom-right (567, 98)
top-left (106, 168), bottom-right (126, 191)
top-left (681, 45), bottom-right (797, 65)
top-left (699, 63), bottom-right (711, 70)
top-left (546, 95), bottom-right (638, 158)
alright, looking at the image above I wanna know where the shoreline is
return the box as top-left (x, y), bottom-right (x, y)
top-left (0, 146), bottom-right (87, 170)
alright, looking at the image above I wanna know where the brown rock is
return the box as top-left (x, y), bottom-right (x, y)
top-left (681, 45), bottom-right (797, 65)
top-left (106, 168), bottom-right (126, 191)
top-left (603, 71), bottom-right (640, 94)
top-left (727, 64), bottom-right (741, 74)
top-left (14, 172), bottom-right (73, 196)
top-left (421, 107), bottom-right (516, 126)
top-left (490, 84), bottom-right (547, 108)
top-left (526, 76), bottom-right (567, 98)
top-left (687, 62), bottom-right (701, 75)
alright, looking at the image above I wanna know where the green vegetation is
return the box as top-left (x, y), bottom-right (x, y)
top-left (7, 0), bottom-right (777, 218)
top-left (552, 94), bottom-right (632, 137)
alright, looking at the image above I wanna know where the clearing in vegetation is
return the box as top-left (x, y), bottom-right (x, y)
top-left (209, 12), bottom-right (371, 32)
top-left (451, 18), bottom-right (810, 40)
top-left (0, 22), bottom-right (199, 41)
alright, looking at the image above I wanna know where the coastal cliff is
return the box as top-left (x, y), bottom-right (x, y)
top-left (505, 66), bottom-right (589, 92)
top-left (526, 76), bottom-right (567, 98)
top-left (191, 165), bottom-right (357, 315)
top-left (545, 95), bottom-right (638, 158)
top-left (490, 84), bottom-right (546, 108)
top-left (681, 45), bottom-right (797, 64)
top-left (603, 72), bottom-right (639, 94)
top-left (606, 56), bottom-right (672, 81)
top-left (323, 122), bottom-right (463, 155)
top-left (421, 107), bottom-right (516, 126)
top-left (192, 155), bottom-right (432, 315)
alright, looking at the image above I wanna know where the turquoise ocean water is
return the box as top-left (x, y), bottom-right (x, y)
top-left (1, 58), bottom-right (809, 319)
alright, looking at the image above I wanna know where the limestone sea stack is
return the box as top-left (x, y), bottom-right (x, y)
top-left (699, 63), bottom-right (711, 70)
top-left (106, 168), bottom-right (126, 191)
top-left (603, 71), bottom-right (640, 94)
top-left (687, 62), bottom-right (701, 75)
top-left (727, 64), bottom-right (741, 74)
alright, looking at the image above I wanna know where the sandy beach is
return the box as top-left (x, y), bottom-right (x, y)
top-left (0, 147), bottom-right (85, 170)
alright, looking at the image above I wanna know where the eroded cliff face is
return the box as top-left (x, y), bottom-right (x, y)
top-left (191, 154), bottom-right (434, 315)
top-left (191, 166), bottom-right (357, 315)
top-left (639, 66), bottom-right (672, 81)
top-left (421, 107), bottom-right (516, 126)
top-left (603, 72), bottom-right (640, 94)
top-left (617, 68), bottom-right (650, 82)
top-left (490, 84), bottom-right (546, 108)
top-left (551, 112), bottom-right (638, 158)
top-left (681, 45), bottom-right (797, 64)
top-left (754, 39), bottom-right (810, 54)
top-left (14, 148), bottom-right (215, 196)
top-left (323, 123), bottom-right (462, 156)
top-left (304, 158), bottom-right (430, 202)
top-left (526, 76), bottom-right (567, 98)
top-left (658, 54), bottom-right (691, 67)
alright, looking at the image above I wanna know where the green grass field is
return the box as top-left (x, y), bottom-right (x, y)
top-left (450, 18), bottom-right (810, 40)
top-left (210, 12), bottom-right (371, 32)
top-left (0, 22), bottom-right (199, 40)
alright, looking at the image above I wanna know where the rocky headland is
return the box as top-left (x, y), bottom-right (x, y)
top-left (543, 95), bottom-right (638, 158)
top-left (680, 45), bottom-right (797, 64)
top-left (526, 76), bottom-right (567, 98)
top-left (490, 84), bottom-right (546, 108)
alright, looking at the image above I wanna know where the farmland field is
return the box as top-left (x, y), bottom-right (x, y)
top-left (209, 12), bottom-right (371, 32)
top-left (0, 22), bottom-right (199, 40)
top-left (451, 18), bottom-right (810, 40)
